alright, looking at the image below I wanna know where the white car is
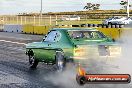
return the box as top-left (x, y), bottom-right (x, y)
top-left (61, 15), bottom-right (80, 21)
top-left (103, 17), bottom-right (127, 25)
top-left (118, 18), bottom-right (132, 24)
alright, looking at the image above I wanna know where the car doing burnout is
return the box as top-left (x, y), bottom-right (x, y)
top-left (26, 28), bottom-right (121, 70)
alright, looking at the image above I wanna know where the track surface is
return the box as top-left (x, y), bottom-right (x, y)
top-left (0, 32), bottom-right (62, 88)
top-left (0, 32), bottom-right (131, 88)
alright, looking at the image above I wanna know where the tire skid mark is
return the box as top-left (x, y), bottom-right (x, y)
top-left (0, 61), bottom-right (58, 88)
top-left (0, 35), bottom-right (60, 88)
top-left (0, 51), bottom-right (25, 59)
top-left (0, 42), bottom-right (25, 52)
top-left (0, 50), bottom-right (58, 88)
top-left (0, 40), bottom-right (26, 45)
top-left (0, 71), bottom-right (28, 86)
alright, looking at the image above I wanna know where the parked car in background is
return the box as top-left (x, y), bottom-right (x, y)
top-left (26, 28), bottom-right (121, 71)
top-left (103, 17), bottom-right (128, 25)
top-left (117, 17), bottom-right (132, 24)
top-left (61, 15), bottom-right (80, 21)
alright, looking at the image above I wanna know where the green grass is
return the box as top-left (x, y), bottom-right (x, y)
top-left (57, 20), bottom-right (102, 25)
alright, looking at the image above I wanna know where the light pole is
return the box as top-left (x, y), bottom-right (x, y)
top-left (127, 0), bottom-right (130, 17)
top-left (39, 0), bottom-right (42, 25)
top-left (40, 0), bottom-right (42, 16)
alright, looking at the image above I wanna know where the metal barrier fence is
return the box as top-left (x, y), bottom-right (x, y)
top-left (57, 24), bottom-right (125, 28)
top-left (0, 24), bottom-right (3, 31)
top-left (4, 24), bottom-right (22, 33)
top-left (2, 24), bottom-right (50, 35)
top-left (0, 23), bottom-right (129, 40)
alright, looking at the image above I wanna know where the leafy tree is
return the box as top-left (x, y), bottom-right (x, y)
top-left (120, 0), bottom-right (131, 10)
top-left (84, 3), bottom-right (100, 10)
top-left (93, 4), bottom-right (100, 10)
top-left (84, 3), bottom-right (92, 10)
top-left (120, 0), bottom-right (127, 5)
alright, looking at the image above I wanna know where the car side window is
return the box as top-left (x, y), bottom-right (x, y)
top-left (44, 31), bottom-right (61, 42)
top-left (88, 31), bottom-right (105, 39)
top-left (68, 31), bottom-right (105, 39)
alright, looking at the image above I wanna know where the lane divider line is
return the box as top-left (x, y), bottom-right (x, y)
top-left (0, 40), bottom-right (27, 45)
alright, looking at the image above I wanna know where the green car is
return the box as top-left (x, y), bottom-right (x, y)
top-left (26, 28), bottom-right (121, 70)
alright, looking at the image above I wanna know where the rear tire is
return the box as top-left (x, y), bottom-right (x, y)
top-left (55, 51), bottom-right (66, 71)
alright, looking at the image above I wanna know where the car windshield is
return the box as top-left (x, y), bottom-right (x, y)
top-left (108, 17), bottom-right (114, 20)
top-left (127, 18), bottom-right (132, 20)
top-left (114, 17), bottom-right (120, 19)
top-left (68, 30), bottom-right (106, 39)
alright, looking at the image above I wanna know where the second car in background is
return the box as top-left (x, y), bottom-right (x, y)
top-left (103, 17), bottom-right (132, 25)
top-left (61, 15), bottom-right (80, 21)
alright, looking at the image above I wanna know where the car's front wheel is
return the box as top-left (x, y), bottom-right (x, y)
top-left (29, 56), bottom-right (38, 68)
top-left (55, 51), bottom-right (66, 71)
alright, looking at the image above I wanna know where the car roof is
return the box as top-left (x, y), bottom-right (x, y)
top-left (52, 28), bottom-right (98, 31)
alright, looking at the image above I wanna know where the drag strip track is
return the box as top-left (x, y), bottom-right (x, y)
top-left (0, 32), bottom-right (61, 88)
top-left (1, 32), bottom-right (131, 88)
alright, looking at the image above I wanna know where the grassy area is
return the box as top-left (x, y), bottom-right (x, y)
top-left (57, 19), bottom-right (103, 25)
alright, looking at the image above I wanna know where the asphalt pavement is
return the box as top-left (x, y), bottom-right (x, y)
top-left (0, 32), bottom-right (60, 88)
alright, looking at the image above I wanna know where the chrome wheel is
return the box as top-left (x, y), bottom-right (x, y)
top-left (29, 55), bottom-right (38, 68)
top-left (56, 51), bottom-right (65, 71)
top-left (29, 56), bottom-right (35, 65)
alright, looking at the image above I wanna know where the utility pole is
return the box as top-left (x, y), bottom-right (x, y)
top-left (40, 0), bottom-right (42, 16)
top-left (127, 0), bottom-right (130, 17)
top-left (39, 0), bottom-right (43, 25)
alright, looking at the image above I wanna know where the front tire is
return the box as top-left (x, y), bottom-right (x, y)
top-left (55, 51), bottom-right (66, 71)
top-left (29, 56), bottom-right (38, 68)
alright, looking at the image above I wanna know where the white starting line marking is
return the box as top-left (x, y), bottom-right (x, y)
top-left (0, 40), bottom-right (27, 45)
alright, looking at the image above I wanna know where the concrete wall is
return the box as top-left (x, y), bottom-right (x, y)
top-left (23, 25), bottom-right (50, 35)
top-left (4, 24), bottom-right (23, 33)
top-left (0, 24), bottom-right (4, 32)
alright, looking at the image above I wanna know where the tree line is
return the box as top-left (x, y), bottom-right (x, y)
top-left (84, 1), bottom-right (131, 10)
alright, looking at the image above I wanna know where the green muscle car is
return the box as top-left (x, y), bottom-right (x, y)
top-left (26, 28), bottom-right (121, 70)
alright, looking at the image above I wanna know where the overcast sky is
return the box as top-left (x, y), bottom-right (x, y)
top-left (0, 0), bottom-right (131, 15)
